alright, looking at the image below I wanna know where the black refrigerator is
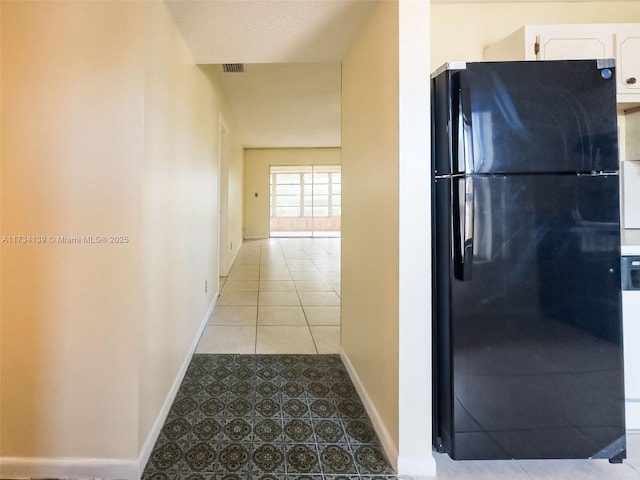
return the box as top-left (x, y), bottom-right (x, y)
top-left (431, 60), bottom-right (626, 462)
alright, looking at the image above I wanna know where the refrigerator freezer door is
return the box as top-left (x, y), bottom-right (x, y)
top-left (464, 60), bottom-right (619, 174)
top-left (433, 173), bottom-right (625, 460)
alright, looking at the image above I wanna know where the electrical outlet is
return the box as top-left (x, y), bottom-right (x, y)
top-left (205, 280), bottom-right (208, 293)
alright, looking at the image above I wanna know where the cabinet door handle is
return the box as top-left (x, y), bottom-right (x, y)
top-left (626, 77), bottom-right (637, 85)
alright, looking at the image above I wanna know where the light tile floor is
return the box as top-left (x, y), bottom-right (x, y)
top-left (432, 432), bottom-right (640, 479)
top-left (197, 237), bottom-right (341, 355)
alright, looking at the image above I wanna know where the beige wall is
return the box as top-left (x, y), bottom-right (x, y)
top-left (341, 0), bottom-right (400, 463)
top-left (139, 2), bottom-right (241, 457)
top-left (243, 148), bottom-right (341, 239)
top-left (0, 2), bottom-right (240, 477)
top-left (198, 69), bottom-right (245, 276)
top-left (431, 1), bottom-right (640, 70)
top-left (1, 1), bottom-right (146, 462)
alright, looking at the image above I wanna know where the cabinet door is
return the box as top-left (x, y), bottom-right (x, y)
top-left (617, 35), bottom-right (640, 95)
top-left (536, 32), bottom-right (613, 60)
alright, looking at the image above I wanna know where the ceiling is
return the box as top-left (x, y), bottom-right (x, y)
top-left (202, 63), bottom-right (341, 148)
top-left (164, 0), bottom-right (378, 148)
top-left (165, 0), bottom-right (620, 148)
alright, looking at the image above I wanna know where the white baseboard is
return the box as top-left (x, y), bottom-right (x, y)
top-left (339, 348), bottom-right (399, 471)
top-left (0, 295), bottom-right (219, 480)
top-left (243, 236), bottom-right (268, 240)
top-left (396, 454), bottom-right (437, 479)
top-left (222, 240), bottom-right (243, 276)
top-left (137, 293), bottom-right (218, 476)
top-left (0, 456), bottom-right (139, 480)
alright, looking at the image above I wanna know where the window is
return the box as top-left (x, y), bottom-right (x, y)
top-left (270, 165), bottom-right (341, 237)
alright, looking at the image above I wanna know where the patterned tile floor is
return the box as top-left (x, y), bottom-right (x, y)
top-left (142, 354), bottom-right (395, 480)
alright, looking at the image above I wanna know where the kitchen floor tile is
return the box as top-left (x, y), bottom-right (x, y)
top-left (516, 458), bottom-right (640, 480)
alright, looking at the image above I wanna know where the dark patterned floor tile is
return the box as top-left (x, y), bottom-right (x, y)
top-left (200, 397), bottom-right (227, 417)
top-left (252, 442), bottom-right (287, 474)
top-left (176, 472), bottom-right (213, 480)
top-left (213, 473), bottom-right (244, 480)
top-left (313, 418), bottom-right (347, 443)
top-left (203, 380), bottom-right (231, 397)
top-left (353, 445), bottom-right (395, 476)
top-left (285, 443), bottom-right (322, 475)
top-left (319, 443), bottom-right (358, 475)
top-left (283, 418), bottom-right (314, 442)
top-left (309, 398), bottom-right (338, 418)
top-left (141, 468), bottom-right (180, 480)
top-left (336, 398), bottom-right (367, 420)
top-left (253, 417), bottom-right (285, 443)
top-left (184, 442), bottom-right (218, 472)
top-left (306, 381), bottom-right (332, 398)
top-left (256, 381), bottom-right (281, 397)
top-left (147, 442), bottom-right (185, 471)
top-left (180, 380), bottom-right (206, 397)
top-left (254, 397), bottom-right (282, 418)
top-left (283, 398), bottom-right (311, 418)
top-left (226, 397), bottom-right (253, 417)
top-left (281, 381), bottom-right (307, 398)
top-left (144, 354), bottom-right (395, 480)
top-left (360, 476), bottom-right (397, 480)
top-left (228, 380), bottom-right (255, 397)
top-left (323, 476), bottom-right (361, 480)
top-left (344, 419), bottom-right (377, 444)
top-left (217, 442), bottom-right (253, 473)
top-left (285, 476), bottom-right (325, 480)
top-left (281, 367), bottom-right (305, 383)
top-left (192, 417), bottom-right (224, 442)
top-left (330, 381), bottom-right (358, 399)
top-left (221, 417), bottom-right (253, 442)
top-left (254, 475), bottom-right (286, 480)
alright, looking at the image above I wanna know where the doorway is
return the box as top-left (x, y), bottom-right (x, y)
top-left (269, 165), bottom-right (341, 238)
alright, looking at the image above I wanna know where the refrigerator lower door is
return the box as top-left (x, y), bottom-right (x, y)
top-left (434, 173), bottom-right (625, 461)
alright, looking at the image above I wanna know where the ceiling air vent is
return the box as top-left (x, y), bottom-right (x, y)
top-left (223, 64), bottom-right (244, 73)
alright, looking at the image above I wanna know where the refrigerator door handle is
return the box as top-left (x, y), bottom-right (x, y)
top-left (453, 177), bottom-right (474, 281)
top-left (462, 177), bottom-right (474, 280)
top-left (458, 76), bottom-right (474, 175)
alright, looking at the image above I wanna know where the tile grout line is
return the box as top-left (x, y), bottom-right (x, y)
top-left (254, 241), bottom-right (263, 354)
top-left (291, 246), bottom-right (320, 355)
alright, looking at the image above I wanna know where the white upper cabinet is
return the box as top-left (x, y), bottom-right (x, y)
top-left (616, 27), bottom-right (640, 102)
top-left (484, 24), bottom-right (640, 105)
top-left (536, 29), bottom-right (614, 60)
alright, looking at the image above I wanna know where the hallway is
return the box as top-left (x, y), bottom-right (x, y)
top-left (197, 238), bottom-right (341, 355)
top-left (143, 238), bottom-right (400, 478)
